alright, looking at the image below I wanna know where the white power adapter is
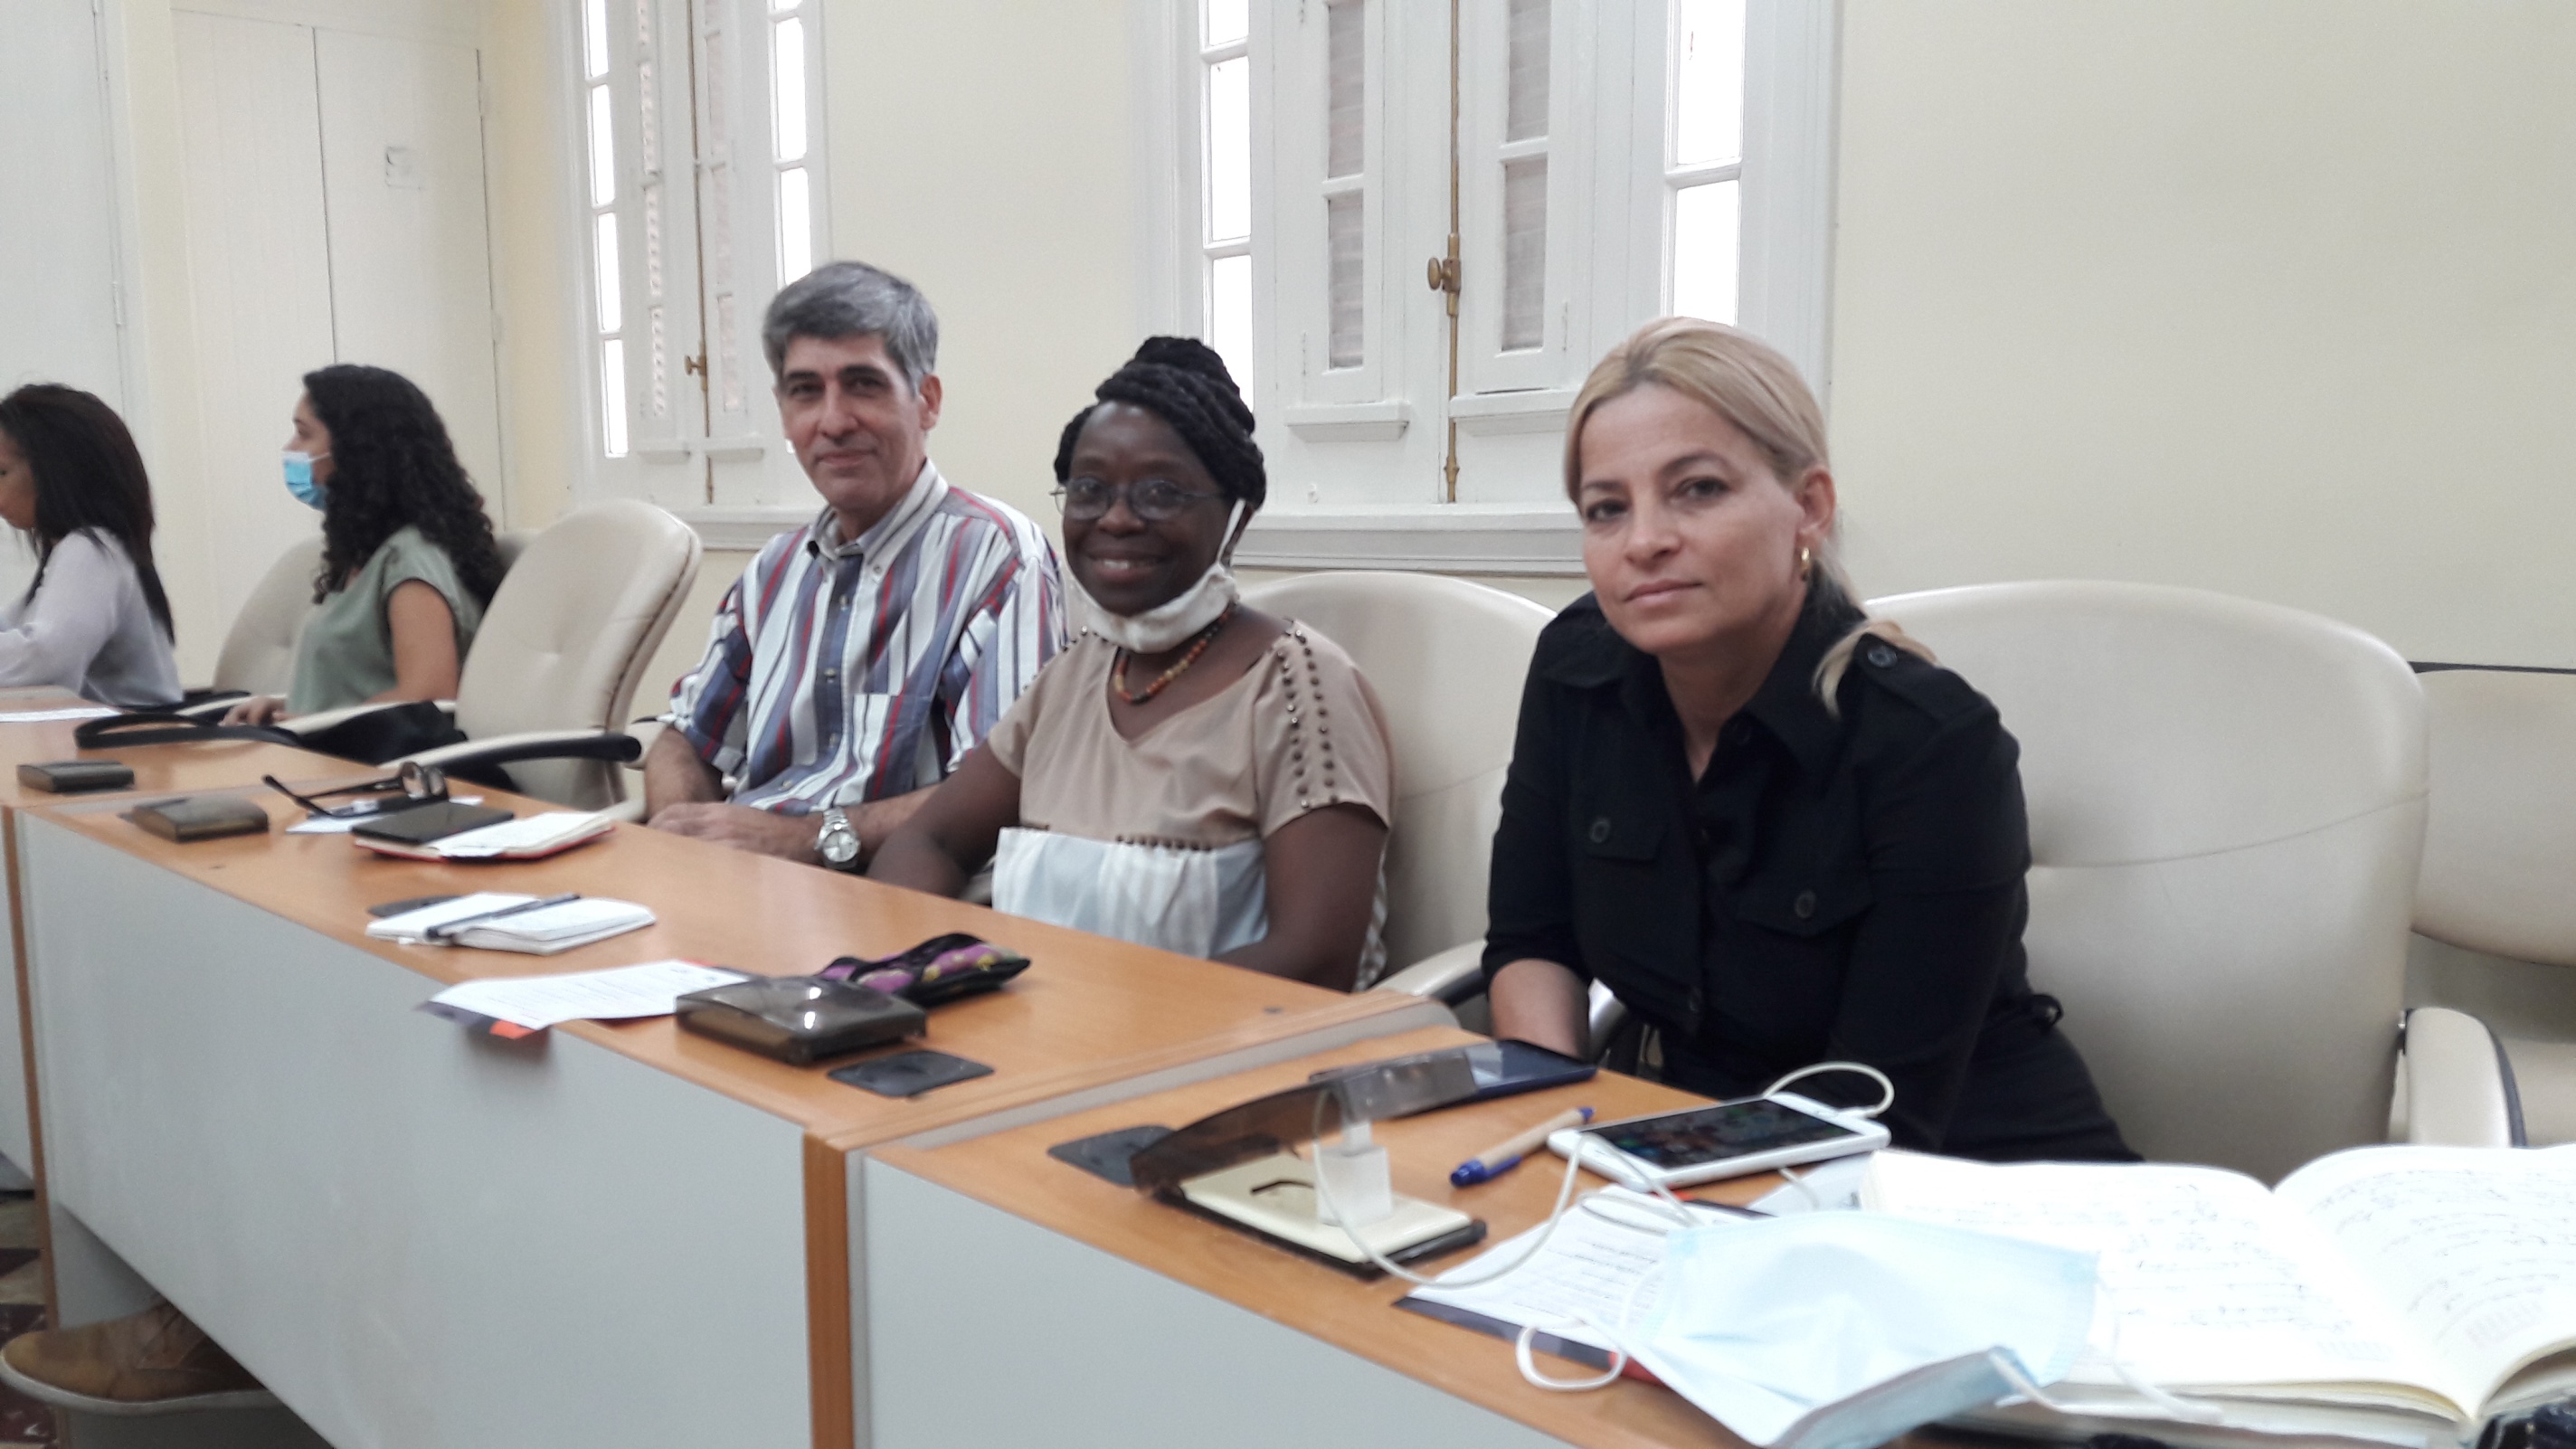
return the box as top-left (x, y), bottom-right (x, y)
top-left (1312, 1119), bottom-right (1395, 1226)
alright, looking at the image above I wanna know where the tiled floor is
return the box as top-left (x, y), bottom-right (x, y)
top-left (0, 1194), bottom-right (55, 1445)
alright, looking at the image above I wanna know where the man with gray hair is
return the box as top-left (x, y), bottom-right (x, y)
top-left (644, 260), bottom-right (1065, 869)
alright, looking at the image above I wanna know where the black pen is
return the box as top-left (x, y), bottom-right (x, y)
top-left (425, 893), bottom-right (582, 942)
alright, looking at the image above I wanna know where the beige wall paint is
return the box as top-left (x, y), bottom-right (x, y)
top-left (131, 2), bottom-right (2576, 681)
top-left (1829, 0), bottom-right (2576, 667)
top-left (480, 0), bottom-right (582, 533)
top-left (819, 0), bottom-right (1145, 526)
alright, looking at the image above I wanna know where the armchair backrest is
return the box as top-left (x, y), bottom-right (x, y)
top-left (211, 537), bottom-right (326, 696)
top-left (455, 501), bottom-right (702, 807)
top-left (1242, 571), bottom-right (1555, 978)
top-left (1871, 581), bottom-right (2427, 1180)
top-left (2413, 668), bottom-right (2576, 969)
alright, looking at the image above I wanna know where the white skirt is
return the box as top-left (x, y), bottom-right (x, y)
top-left (991, 828), bottom-right (1270, 961)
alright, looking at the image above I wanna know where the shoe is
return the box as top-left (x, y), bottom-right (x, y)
top-left (0, 1301), bottom-right (279, 1415)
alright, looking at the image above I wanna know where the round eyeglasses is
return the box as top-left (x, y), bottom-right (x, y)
top-left (1053, 476), bottom-right (1226, 523)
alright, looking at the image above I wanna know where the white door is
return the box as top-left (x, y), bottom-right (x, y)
top-left (171, 6), bottom-right (502, 650)
top-left (172, 9), bottom-right (340, 641)
top-left (0, 0), bottom-right (131, 603)
top-left (314, 27), bottom-right (504, 493)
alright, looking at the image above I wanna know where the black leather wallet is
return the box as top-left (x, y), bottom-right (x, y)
top-left (17, 760), bottom-right (135, 793)
top-left (674, 977), bottom-right (926, 1065)
top-left (122, 795), bottom-right (270, 842)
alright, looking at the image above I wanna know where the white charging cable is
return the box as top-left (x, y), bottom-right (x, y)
top-left (1763, 1060), bottom-right (1897, 1117)
top-left (1304, 1056), bottom-right (1893, 1290)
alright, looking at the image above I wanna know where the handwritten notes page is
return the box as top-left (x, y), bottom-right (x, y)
top-left (1860, 1151), bottom-right (2445, 1408)
top-left (1401, 1189), bottom-right (1733, 1354)
top-left (2278, 1143), bottom-right (2576, 1416)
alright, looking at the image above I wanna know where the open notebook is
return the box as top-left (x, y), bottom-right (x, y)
top-left (1861, 1144), bottom-right (2576, 1447)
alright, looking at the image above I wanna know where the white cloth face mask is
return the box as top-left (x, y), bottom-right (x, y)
top-left (1625, 1213), bottom-right (2098, 1449)
top-left (1076, 501), bottom-right (1247, 654)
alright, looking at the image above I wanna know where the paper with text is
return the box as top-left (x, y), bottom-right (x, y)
top-left (421, 960), bottom-right (745, 1030)
top-left (1402, 1189), bottom-right (1738, 1354)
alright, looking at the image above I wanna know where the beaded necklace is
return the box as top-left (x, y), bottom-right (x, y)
top-left (1113, 604), bottom-right (1238, 705)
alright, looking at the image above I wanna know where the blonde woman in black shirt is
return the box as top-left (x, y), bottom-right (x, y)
top-left (1484, 317), bottom-right (2130, 1161)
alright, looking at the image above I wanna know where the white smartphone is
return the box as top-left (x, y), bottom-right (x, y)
top-left (1547, 1091), bottom-right (1889, 1190)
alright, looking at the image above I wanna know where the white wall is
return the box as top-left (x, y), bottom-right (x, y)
top-left (1830, 0), bottom-right (2576, 667)
top-left (107, 1), bottom-right (2576, 679)
top-left (821, 0), bottom-right (1149, 527)
top-left (0, 0), bottom-right (131, 607)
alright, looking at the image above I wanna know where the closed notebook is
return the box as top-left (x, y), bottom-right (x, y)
top-left (352, 810), bottom-right (613, 862)
top-left (122, 795), bottom-right (270, 842)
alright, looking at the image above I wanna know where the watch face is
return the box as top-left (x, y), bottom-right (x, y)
top-left (819, 811), bottom-right (860, 866)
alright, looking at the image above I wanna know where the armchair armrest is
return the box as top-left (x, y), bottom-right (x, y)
top-left (1585, 981), bottom-right (1629, 1062)
top-left (2400, 1007), bottom-right (2524, 1148)
top-left (276, 698), bottom-right (457, 739)
top-left (395, 729), bottom-right (642, 780)
top-left (1370, 941), bottom-right (1488, 1005)
top-left (172, 690), bottom-right (248, 719)
top-left (1371, 948), bottom-right (1633, 1063)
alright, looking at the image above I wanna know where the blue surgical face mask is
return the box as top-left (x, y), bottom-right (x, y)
top-left (1627, 1214), bottom-right (2098, 1449)
top-left (282, 450), bottom-right (329, 510)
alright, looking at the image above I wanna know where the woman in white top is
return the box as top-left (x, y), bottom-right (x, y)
top-left (0, 385), bottom-right (181, 708)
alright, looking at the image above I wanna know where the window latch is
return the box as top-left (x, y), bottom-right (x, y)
top-left (1425, 245), bottom-right (1462, 317)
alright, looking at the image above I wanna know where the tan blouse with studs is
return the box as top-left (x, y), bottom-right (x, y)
top-left (984, 621), bottom-right (1395, 849)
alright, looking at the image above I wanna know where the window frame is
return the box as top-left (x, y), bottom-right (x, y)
top-left (568, 0), bottom-right (830, 527)
top-left (1141, 0), bottom-right (1838, 574)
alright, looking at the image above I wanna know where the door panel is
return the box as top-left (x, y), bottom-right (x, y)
top-left (314, 26), bottom-right (504, 500)
top-left (172, 9), bottom-right (337, 639)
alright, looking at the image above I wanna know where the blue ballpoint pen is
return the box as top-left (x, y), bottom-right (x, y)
top-left (1451, 1105), bottom-right (1595, 1187)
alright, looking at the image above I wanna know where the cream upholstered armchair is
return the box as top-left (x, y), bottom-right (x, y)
top-left (274, 502), bottom-right (701, 810)
top-left (1873, 581), bottom-right (2512, 1180)
top-left (194, 530), bottom-right (535, 704)
top-left (1240, 573), bottom-right (1554, 993)
top-left (203, 536), bottom-right (326, 699)
top-left (2403, 668), bottom-right (2576, 1145)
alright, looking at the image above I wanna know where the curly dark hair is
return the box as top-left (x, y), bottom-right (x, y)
top-left (1051, 336), bottom-right (1265, 509)
top-left (300, 365), bottom-right (505, 606)
top-left (0, 384), bottom-right (175, 638)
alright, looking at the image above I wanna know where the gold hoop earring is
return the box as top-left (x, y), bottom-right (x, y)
top-left (1798, 545), bottom-right (1814, 580)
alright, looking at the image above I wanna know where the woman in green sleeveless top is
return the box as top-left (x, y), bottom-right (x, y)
top-left (224, 365), bottom-right (507, 725)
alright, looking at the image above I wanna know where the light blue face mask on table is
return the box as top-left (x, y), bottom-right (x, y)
top-left (1627, 1213), bottom-right (2098, 1449)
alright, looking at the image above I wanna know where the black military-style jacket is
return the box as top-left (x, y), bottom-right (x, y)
top-left (1483, 592), bottom-right (2128, 1160)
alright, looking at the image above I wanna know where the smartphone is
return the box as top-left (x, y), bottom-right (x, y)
top-left (1547, 1091), bottom-right (1889, 1190)
top-left (1308, 1038), bottom-right (1595, 1115)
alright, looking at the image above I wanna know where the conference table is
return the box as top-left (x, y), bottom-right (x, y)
top-left (13, 762), bottom-right (1452, 1449)
top-left (861, 1022), bottom-right (1758, 1449)
top-left (0, 690), bottom-right (328, 1190)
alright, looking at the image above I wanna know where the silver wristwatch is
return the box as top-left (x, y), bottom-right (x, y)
top-left (815, 806), bottom-right (862, 870)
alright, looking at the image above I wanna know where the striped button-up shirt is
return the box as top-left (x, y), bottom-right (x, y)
top-left (668, 461), bottom-right (1065, 814)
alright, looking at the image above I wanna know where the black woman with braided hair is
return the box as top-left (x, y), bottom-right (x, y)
top-left (871, 336), bottom-right (1397, 990)
top-left (223, 365), bottom-right (506, 726)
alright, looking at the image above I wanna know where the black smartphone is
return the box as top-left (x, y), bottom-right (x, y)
top-left (1308, 1038), bottom-right (1595, 1114)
